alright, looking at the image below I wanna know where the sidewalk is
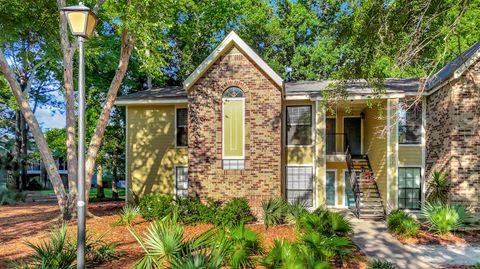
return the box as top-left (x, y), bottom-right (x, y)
top-left (350, 218), bottom-right (431, 269)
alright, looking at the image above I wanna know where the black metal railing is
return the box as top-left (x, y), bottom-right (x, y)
top-left (345, 145), bottom-right (360, 218)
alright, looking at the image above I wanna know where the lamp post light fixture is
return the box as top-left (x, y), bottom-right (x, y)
top-left (60, 3), bottom-right (98, 269)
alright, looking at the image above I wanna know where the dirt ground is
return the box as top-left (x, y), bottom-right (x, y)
top-left (1, 200), bottom-right (367, 268)
top-left (394, 224), bottom-right (480, 246)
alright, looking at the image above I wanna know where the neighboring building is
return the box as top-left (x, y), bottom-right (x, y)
top-left (115, 32), bottom-right (479, 217)
top-left (27, 158), bottom-right (68, 189)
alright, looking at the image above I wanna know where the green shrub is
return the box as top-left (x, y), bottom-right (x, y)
top-left (422, 202), bottom-right (469, 234)
top-left (368, 259), bottom-right (397, 269)
top-left (175, 196), bottom-right (218, 225)
top-left (0, 189), bottom-right (27, 205)
top-left (138, 194), bottom-right (174, 220)
top-left (298, 209), bottom-right (352, 236)
top-left (219, 225), bottom-right (264, 268)
top-left (261, 239), bottom-right (330, 269)
top-left (216, 198), bottom-right (255, 227)
top-left (24, 224), bottom-right (76, 269)
top-left (427, 171), bottom-right (449, 204)
top-left (285, 199), bottom-right (309, 227)
top-left (386, 210), bottom-right (419, 238)
top-left (262, 197), bottom-right (287, 229)
top-left (472, 262), bottom-right (480, 269)
top-left (113, 205), bottom-right (139, 226)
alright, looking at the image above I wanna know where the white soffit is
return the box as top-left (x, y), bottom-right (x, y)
top-left (183, 31), bottom-right (283, 90)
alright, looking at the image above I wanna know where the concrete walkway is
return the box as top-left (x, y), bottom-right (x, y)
top-left (405, 244), bottom-right (480, 267)
top-left (350, 218), bottom-right (431, 269)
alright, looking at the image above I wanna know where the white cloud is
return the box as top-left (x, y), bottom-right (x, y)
top-left (35, 107), bottom-right (66, 130)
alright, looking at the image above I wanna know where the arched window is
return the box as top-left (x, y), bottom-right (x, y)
top-left (222, 87), bottom-right (245, 170)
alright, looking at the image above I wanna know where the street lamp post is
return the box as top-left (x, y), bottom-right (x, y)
top-left (60, 3), bottom-right (98, 269)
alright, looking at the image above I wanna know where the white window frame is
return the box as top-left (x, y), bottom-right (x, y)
top-left (175, 107), bottom-right (188, 148)
top-left (285, 165), bottom-right (314, 208)
top-left (325, 169), bottom-right (338, 208)
top-left (285, 105), bottom-right (313, 147)
top-left (221, 96), bottom-right (245, 161)
top-left (174, 165), bottom-right (188, 197)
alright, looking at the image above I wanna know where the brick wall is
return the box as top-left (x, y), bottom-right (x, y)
top-left (187, 46), bottom-right (283, 217)
top-left (426, 59), bottom-right (480, 211)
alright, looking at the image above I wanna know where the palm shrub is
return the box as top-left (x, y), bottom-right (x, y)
top-left (218, 225), bottom-right (264, 268)
top-left (128, 218), bottom-right (223, 268)
top-left (422, 202), bottom-right (469, 234)
top-left (261, 239), bottom-right (330, 269)
top-left (113, 205), bottom-right (139, 226)
top-left (285, 199), bottom-right (309, 227)
top-left (472, 262), bottom-right (480, 269)
top-left (138, 194), bottom-right (174, 220)
top-left (24, 224), bottom-right (76, 269)
top-left (298, 209), bottom-right (353, 236)
top-left (300, 231), bottom-right (354, 266)
top-left (386, 210), bottom-right (419, 238)
top-left (427, 171), bottom-right (449, 204)
top-left (216, 198), bottom-right (254, 227)
top-left (367, 259), bottom-right (397, 269)
top-left (262, 197), bottom-right (287, 229)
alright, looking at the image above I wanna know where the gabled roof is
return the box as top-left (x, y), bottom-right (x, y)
top-left (425, 40), bottom-right (480, 91)
top-left (183, 31), bottom-right (283, 90)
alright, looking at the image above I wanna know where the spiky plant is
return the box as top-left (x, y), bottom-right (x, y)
top-left (300, 232), bottom-right (354, 265)
top-left (286, 199), bottom-right (309, 227)
top-left (24, 223), bottom-right (76, 269)
top-left (422, 202), bottom-right (469, 234)
top-left (262, 197), bottom-right (287, 229)
top-left (113, 205), bottom-right (139, 226)
top-left (328, 211), bottom-right (353, 236)
top-left (367, 259), bottom-right (398, 269)
top-left (386, 210), bottom-right (419, 238)
top-left (128, 218), bottom-right (220, 268)
top-left (219, 225), bottom-right (264, 269)
top-left (260, 239), bottom-right (330, 269)
top-left (427, 171), bottom-right (449, 204)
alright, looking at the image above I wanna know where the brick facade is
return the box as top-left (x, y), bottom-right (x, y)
top-left (426, 59), bottom-right (480, 212)
top-left (187, 46), bottom-right (283, 216)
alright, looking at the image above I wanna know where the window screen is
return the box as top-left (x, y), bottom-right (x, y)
top-left (175, 166), bottom-right (188, 197)
top-left (286, 166), bottom-right (313, 207)
top-left (398, 100), bottom-right (422, 144)
top-left (286, 106), bottom-right (312, 145)
top-left (398, 167), bottom-right (421, 209)
top-left (176, 109), bottom-right (188, 147)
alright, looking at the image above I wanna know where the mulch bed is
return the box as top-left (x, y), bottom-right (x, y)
top-left (394, 224), bottom-right (480, 246)
top-left (0, 200), bottom-right (368, 268)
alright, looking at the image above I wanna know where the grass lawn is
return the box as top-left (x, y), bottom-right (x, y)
top-left (36, 187), bottom-right (125, 199)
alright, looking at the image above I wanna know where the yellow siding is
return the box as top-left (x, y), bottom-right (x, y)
top-left (398, 145), bottom-right (422, 166)
top-left (326, 162), bottom-right (348, 207)
top-left (286, 147), bottom-right (313, 164)
top-left (126, 105), bottom-right (188, 201)
top-left (363, 100), bottom-right (388, 205)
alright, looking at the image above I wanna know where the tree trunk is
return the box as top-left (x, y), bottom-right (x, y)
top-left (20, 113), bottom-right (28, 191)
top-left (111, 153), bottom-right (118, 199)
top-left (85, 30), bottom-right (134, 208)
top-left (0, 48), bottom-right (71, 219)
top-left (96, 164), bottom-right (105, 199)
top-left (14, 111), bottom-right (21, 190)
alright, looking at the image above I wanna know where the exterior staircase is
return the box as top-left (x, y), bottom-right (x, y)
top-left (346, 148), bottom-right (385, 219)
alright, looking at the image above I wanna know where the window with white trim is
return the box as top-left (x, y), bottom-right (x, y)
top-left (286, 106), bottom-right (312, 145)
top-left (286, 166), bottom-right (313, 207)
top-left (398, 100), bottom-right (422, 144)
top-left (175, 166), bottom-right (188, 197)
top-left (222, 87), bottom-right (245, 170)
top-left (176, 108), bottom-right (188, 147)
top-left (398, 167), bottom-right (421, 209)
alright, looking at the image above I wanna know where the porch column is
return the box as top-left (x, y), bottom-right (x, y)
top-left (386, 98), bottom-right (399, 211)
top-left (315, 100), bottom-right (326, 208)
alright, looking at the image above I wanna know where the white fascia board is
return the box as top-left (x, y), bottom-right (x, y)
top-left (115, 99), bottom-right (188, 106)
top-left (183, 31), bottom-right (283, 90)
top-left (313, 93), bottom-right (407, 101)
